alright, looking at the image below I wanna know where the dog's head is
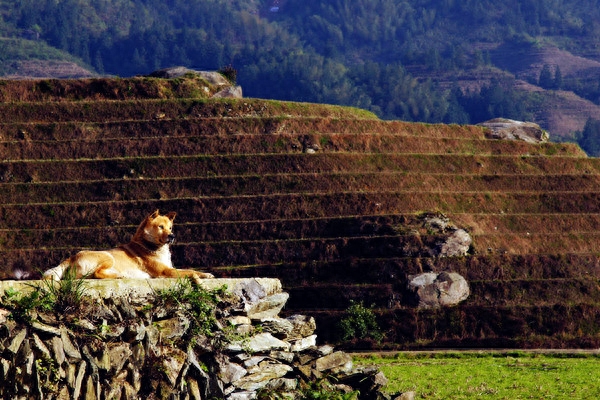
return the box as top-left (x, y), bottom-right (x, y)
top-left (140, 209), bottom-right (177, 246)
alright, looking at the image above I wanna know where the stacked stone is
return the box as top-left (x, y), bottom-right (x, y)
top-left (0, 278), bottom-right (391, 400)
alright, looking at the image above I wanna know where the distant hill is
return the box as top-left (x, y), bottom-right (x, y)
top-left (2, 0), bottom-right (600, 144)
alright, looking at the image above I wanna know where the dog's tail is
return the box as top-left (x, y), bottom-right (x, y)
top-left (43, 260), bottom-right (70, 281)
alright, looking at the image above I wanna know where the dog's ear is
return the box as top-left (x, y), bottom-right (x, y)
top-left (166, 212), bottom-right (176, 222)
top-left (149, 209), bottom-right (160, 220)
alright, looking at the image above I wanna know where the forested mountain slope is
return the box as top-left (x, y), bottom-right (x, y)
top-left (2, 0), bottom-right (600, 146)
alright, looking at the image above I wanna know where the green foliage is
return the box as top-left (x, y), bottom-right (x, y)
top-left (538, 64), bottom-right (554, 89)
top-left (3, 0), bottom-right (600, 125)
top-left (356, 352), bottom-right (600, 398)
top-left (0, 267), bottom-right (87, 322)
top-left (577, 118), bottom-right (600, 156)
top-left (154, 278), bottom-right (227, 338)
top-left (337, 301), bottom-right (383, 342)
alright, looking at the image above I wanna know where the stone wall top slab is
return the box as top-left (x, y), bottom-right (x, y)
top-left (0, 278), bottom-right (282, 300)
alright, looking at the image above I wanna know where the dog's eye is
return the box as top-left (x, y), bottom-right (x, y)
top-left (159, 225), bottom-right (164, 230)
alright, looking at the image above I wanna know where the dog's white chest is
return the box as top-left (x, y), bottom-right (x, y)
top-left (156, 247), bottom-right (173, 267)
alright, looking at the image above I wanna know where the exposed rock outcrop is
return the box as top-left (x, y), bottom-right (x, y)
top-left (0, 278), bottom-right (395, 399)
top-left (422, 214), bottom-right (472, 257)
top-left (407, 272), bottom-right (470, 309)
top-left (148, 66), bottom-right (242, 98)
top-left (478, 118), bottom-right (549, 143)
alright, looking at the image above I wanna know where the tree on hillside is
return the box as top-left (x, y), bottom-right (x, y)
top-left (578, 118), bottom-right (600, 156)
top-left (553, 65), bottom-right (563, 90)
top-left (538, 64), bottom-right (554, 89)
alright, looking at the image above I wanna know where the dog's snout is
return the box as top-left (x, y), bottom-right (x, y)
top-left (168, 233), bottom-right (175, 243)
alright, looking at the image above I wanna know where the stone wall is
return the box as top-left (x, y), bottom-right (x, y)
top-left (0, 278), bottom-right (393, 400)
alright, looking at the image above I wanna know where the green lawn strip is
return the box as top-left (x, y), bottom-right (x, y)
top-left (355, 352), bottom-right (600, 399)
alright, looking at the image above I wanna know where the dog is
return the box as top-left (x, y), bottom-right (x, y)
top-left (43, 210), bottom-right (214, 283)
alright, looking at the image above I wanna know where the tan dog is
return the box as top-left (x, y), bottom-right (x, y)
top-left (43, 210), bottom-right (214, 282)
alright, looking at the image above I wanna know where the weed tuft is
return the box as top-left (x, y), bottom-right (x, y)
top-left (154, 278), bottom-right (227, 338)
top-left (0, 267), bottom-right (88, 323)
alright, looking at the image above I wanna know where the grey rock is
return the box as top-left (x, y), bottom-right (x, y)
top-left (7, 328), bottom-right (27, 354)
top-left (242, 356), bottom-right (266, 368)
top-left (227, 333), bottom-right (290, 353)
top-left (257, 317), bottom-right (294, 338)
top-left (394, 391), bottom-right (416, 400)
top-left (32, 333), bottom-right (51, 358)
top-left (124, 321), bottom-right (146, 341)
top-left (60, 326), bottom-right (82, 360)
top-left (246, 293), bottom-right (289, 320)
top-left (105, 370), bottom-right (127, 400)
top-left (148, 66), bottom-right (194, 78)
top-left (407, 272), bottom-right (470, 309)
top-left (187, 378), bottom-right (202, 400)
top-left (1, 359), bottom-right (11, 379)
top-left (269, 351), bottom-right (295, 363)
top-left (286, 315), bottom-right (317, 340)
top-left (290, 334), bottom-right (317, 352)
top-left (315, 345), bottom-right (335, 356)
top-left (73, 319), bottom-right (96, 331)
top-left (227, 391), bottom-right (257, 400)
top-left (73, 361), bottom-right (87, 400)
top-left (108, 343), bottom-right (132, 373)
top-left (218, 360), bottom-right (248, 384)
top-left (51, 337), bottom-right (67, 380)
top-left (114, 297), bottom-right (137, 319)
top-left (266, 377), bottom-right (298, 391)
top-left (478, 118), bottom-right (549, 143)
top-left (82, 344), bottom-right (110, 372)
top-left (213, 86), bottom-right (243, 98)
top-left (0, 308), bottom-right (8, 325)
top-left (437, 228), bottom-right (472, 257)
top-left (234, 279), bottom-right (267, 304)
top-left (153, 315), bottom-right (190, 339)
top-left (227, 316), bottom-right (252, 326)
top-left (31, 321), bottom-right (62, 335)
top-left (160, 347), bottom-right (187, 386)
top-left (315, 351), bottom-right (353, 375)
top-left (233, 362), bottom-right (293, 391)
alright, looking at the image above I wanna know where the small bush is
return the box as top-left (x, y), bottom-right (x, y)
top-left (218, 64), bottom-right (238, 84)
top-left (337, 301), bottom-right (383, 342)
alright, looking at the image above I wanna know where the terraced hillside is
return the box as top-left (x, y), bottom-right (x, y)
top-left (1, 75), bottom-right (600, 349)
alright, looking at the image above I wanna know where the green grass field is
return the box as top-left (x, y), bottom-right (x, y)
top-left (354, 351), bottom-right (600, 399)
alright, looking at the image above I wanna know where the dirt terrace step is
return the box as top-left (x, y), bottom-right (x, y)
top-left (213, 253), bottom-right (600, 283)
top-left (4, 173), bottom-right (600, 204)
top-left (4, 231), bottom-right (600, 278)
top-left (282, 279), bottom-right (600, 310)
top-left (0, 118), bottom-right (487, 141)
top-left (0, 233), bottom-right (472, 271)
top-left (0, 98), bottom-right (377, 123)
top-left (0, 134), bottom-right (579, 161)
top-left (306, 304), bottom-right (600, 348)
top-left (4, 211), bottom-right (598, 242)
top-left (0, 214), bottom-right (412, 248)
top-left (3, 192), bottom-right (600, 228)
top-left (5, 213), bottom-right (600, 248)
top-left (0, 76), bottom-right (219, 103)
top-left (4, 153), bottom-right (599, 184)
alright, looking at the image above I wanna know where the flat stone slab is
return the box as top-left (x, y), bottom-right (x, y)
top-left (0, 278), bottom-right (282, 301)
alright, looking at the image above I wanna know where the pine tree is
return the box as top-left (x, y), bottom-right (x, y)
top-left (553, 65), bottom-right (563, 89)
top-left (579, 118), bottom-right (600, 156)
top-left (538, 64), bottom-right (554, 89)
